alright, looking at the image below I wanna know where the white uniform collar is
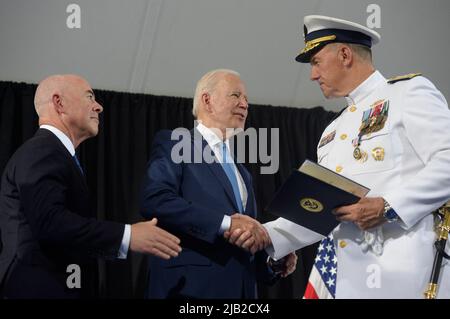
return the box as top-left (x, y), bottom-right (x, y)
top-left (40, 124), bottom-right (76, 156)
top-left (345, 70), bottom-right (386, 106)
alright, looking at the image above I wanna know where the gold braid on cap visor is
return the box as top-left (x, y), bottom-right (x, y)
top-left (300, 35), bottom-right (337, 54)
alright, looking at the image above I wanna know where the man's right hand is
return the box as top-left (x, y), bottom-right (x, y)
top-left (223, 214), bottom-right (271, 254)
top-left (130, 218), bottom-right (181, 259)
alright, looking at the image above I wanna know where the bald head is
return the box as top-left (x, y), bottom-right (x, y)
top-left (34, 74), bottom-right (88, 116)
top-left (34, 74), bottom-right (103, 148)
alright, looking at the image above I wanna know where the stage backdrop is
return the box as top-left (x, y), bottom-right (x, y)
top-left (0, 80), bottom-right (336, 298)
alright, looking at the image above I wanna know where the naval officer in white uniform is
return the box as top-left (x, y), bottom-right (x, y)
top-left (265, 15), bottom-right (450, 298)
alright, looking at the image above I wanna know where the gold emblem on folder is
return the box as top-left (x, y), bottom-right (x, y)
top-left (300, 198), bottom-right (324, 213)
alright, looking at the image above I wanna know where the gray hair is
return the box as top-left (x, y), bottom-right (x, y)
top-left (192, 69), bottom-right (240, 118)
top-left (347, 43), bottom-right (372, 62)
top-left (328, 42), bottom-right (373, 63)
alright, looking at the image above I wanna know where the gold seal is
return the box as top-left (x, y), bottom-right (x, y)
top-left (372, 147), bottom-right (385, 161)
top-left (300, 198), bottom-right (324, 213)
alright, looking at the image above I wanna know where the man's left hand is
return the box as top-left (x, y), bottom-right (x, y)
top-left (333, 197), bottom-right (385, 230)
top-left (269, 252), bottom-right (298, 278)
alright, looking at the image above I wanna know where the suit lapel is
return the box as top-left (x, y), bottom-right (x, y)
top-left (61, 149), bottom-right (89, 192)
top-left (191, 129), bottom-right (239, 213)
top-left (38, 129), bottom-right (89, 192)
top-left (70, 154), bottom-right (89, 190)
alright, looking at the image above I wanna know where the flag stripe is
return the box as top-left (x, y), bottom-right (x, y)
top-left (304, 282), bottom-right (319, 299)
top-left (303, 235), bottom-right (336, 299)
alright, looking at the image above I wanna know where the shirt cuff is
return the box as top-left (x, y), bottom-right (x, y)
top-left (263, 218), bottom-right (323, 260)
top-left (117, 224), bottom-right (131, 259)
top-left (219, 215), bottom-right (231, 235)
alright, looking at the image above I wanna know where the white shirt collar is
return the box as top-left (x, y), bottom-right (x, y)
top-left (345, 70), bottom-right (386, 106)
top-left (195, 122), bottom-right (247, 207)
top-left (196, 122), bottom-right (229, 149)
top-left (40, 125), bottom-right (75, 156)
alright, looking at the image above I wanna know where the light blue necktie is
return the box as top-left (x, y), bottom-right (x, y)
top-left (220, 142), bottom-right (244, 213)
top-left (73, 154), bottom-right (84, 175)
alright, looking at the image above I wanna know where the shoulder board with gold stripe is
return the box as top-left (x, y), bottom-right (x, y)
top-left (387, 73), bottom-right (422, 84)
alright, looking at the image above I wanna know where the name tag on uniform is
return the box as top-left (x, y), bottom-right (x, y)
top-left (318, 130), bottom-right (336, 148)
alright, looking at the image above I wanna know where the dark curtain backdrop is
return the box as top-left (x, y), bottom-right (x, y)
top-left (0, 81), bottom-right (336, 299)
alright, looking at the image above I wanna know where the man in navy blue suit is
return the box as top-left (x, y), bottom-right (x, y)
top-left (140, 69), bottom-right (297, 298)
top-left (0, 74), bottom-right (181, 298)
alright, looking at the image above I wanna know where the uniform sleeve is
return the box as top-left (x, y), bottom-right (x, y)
top-left (264, 218), bottom-right (323, 260)
top-left (384, 77), bottom-right (450, 229)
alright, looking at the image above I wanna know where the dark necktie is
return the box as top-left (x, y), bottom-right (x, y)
top-left (73, 154), bottom-right (84, 175)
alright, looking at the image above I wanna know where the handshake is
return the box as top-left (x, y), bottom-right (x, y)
top-left (223, 213), bottom-right (271, 254)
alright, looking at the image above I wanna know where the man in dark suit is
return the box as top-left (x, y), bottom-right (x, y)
top-left (140, 69), bottom-right (296, 298)
top-left (0, 74), bottom-right (181, 299)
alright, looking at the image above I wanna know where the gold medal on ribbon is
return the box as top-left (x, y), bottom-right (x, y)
top-left (353, 147), bottom-right (362, 160)
top-left (354, 146), bottom-right (368, 162)
top-left (372, 147), bottom-right (385, 161)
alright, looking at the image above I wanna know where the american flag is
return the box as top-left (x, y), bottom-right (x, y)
top-left (304, 234), bottom-right (337, 299)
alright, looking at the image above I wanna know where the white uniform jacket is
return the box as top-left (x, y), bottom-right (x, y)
top-left (318, 71), bottom-right (450, 298)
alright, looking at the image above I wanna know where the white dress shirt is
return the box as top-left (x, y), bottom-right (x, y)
top-left (196, 123), bottom-right (248, 234)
